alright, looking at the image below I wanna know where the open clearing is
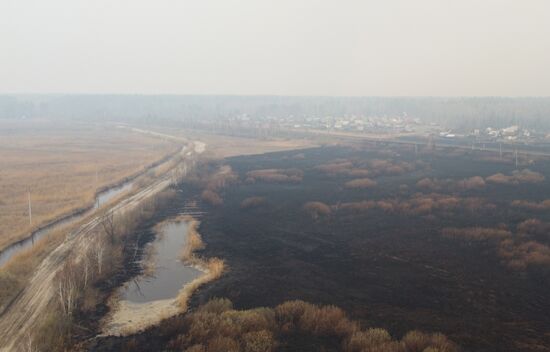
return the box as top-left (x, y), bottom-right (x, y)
top-left (0, 120), bottom-right (178, 251)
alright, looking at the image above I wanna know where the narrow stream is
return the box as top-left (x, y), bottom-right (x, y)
top-left (121, 220), bottom-right (202, 303)
top-left (0, 181), bottom-right (135, 267)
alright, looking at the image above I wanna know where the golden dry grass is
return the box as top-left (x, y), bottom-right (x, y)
top-left (344, 177), bottom-right (377, 189)
top-left (177, 217), bottom-right (225, 310)
top-left (0, 119), bottom-right (178, 251)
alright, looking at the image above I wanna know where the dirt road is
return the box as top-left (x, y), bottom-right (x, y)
top-left (0, 138), bottom-right (203, 351)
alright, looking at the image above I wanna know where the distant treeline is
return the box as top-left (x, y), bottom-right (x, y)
top-left (2, 95), bottom-right (550, 131)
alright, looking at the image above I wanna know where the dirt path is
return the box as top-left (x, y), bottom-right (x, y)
top-left (0, 136), bottom-right (204, 351)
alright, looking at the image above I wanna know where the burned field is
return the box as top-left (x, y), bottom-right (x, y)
top-left (88, 143), bottom-right (550, 352)
top-left (182, 144), bottom-right (550, 352)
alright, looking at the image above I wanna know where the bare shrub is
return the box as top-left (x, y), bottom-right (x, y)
top-left (315, 160), bottom-right (354, 175)
top-left (369, 159), bottom-right (393, 171)
top-left (336, 194), bottom-right (491, 217)
top-left (402, 330), bottom-right (433, 351)
top-left (377, 200), bottom-right (397, 212)
top-left (408, 194), bottom-right (489, 215)
top-left (241, 196), bottom-right (267, 209)
top-left (186, 345), bottom-right (206, 352)
top-left (514, 169), bottom-right (545, 183)
top-left (205, 166), bottom-right (239, 191)
top-left (239, 308), bottom-right (277, 333)
top-left (345, 329), bottom-right (392, 352)
top-left (315, 157), bottom-right (416, 179)
top-left (198, 298), bottom-right (233, 315)
top-left (462, 197), bottom-right (495, 212)
top-left (206, 336), bottom-right (239, 352)
top-left (498, 240), bottom-right (550, 269)
top-left (428, 332), bottom-right (457, 352)
top-left (275, 300), bottom-right (315, 332)
top-left (33, 311), bottom-right (73, 352)
top-left (194, 164), bottom-right (240, 207)
top-left (368, 159), bottom-right (415, 176)
top-left (202, 190), bottom-right (223, 206)
top-left (485, 173), bottom-right (510, 184)
top-left (303, 201), bottom-right (332, 219)
top-left (348, 168), bottom-right (371, 177)
top-left (344, 178), bottom-right (377, 189)
top-left (511, 199), bottom-right (550, 211)
top-left (299, 305), bottom-right (348, 336)
top-left (461, 176), bottom-right (486, 190)
top-left (486, 169), bottom-right (545, 185)
top-left (242, 330), bottom-right (275, 352)
top-left (417, 176), bottom-right (486, 192)
top-left (246, 169), bottom-right (303, 183)
top-left (443, 223), bottom-right (550, 270)
top-left (275, 300), bottom-right (355, 338)
top-left (336, 201), bottom-right (377, 212)
top-left (166, 299), bottom-right (458, 352)
top-left (416, 178), bottom-right (441, 191)
top-left (516, 219), bottom-right (550, 236)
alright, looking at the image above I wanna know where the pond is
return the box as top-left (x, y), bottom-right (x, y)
top-left (121, 220), bottom-right (202, 303)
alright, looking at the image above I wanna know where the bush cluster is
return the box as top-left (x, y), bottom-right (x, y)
top-left (161, 299), bottom-right (458, 352)
top-left (245, 169), bottom-right (303, 183)
top-left (334, 193), bottom-right (492, 216)
top-left (442, 222), bottom-right (550, 270)
top-left (486, 169), bottom-right (545, 185)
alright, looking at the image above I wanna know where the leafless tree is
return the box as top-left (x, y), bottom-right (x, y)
top-left (100, 210), bottom-right (117, 243)
top-left (57, 260), bottom-right (79, 316)
top-left (93, 236), bottom-right (106, 275)
top-left (24, 333), bottom-right (37, 352)
top-left (81, 250), bottom-right (92, 289)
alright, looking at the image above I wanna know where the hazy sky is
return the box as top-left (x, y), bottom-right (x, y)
top-left (1, 0), bottom-right (549, 96)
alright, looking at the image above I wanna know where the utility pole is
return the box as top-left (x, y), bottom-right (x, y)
top-left (515, 149), bottom-right (519, 169)
top-left (499, 143), bottom-right (502, 159)
top-left (95, 168), bottom-right (100, 208)
top-left (28, 190), bottom-right (32, 226)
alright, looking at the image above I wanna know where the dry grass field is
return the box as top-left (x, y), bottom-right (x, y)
top-left (0, 119), bottom-right (178, 251)
top-left (167, 129), bottom-right (316, 158)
